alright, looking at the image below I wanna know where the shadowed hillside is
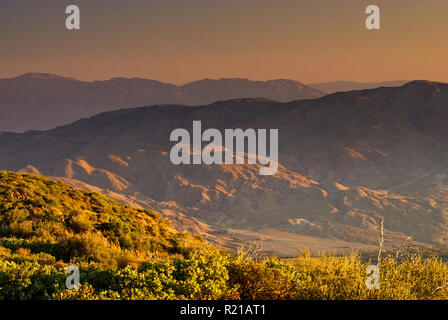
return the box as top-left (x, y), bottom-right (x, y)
top-left (1, 81), bottom-right (448, 255)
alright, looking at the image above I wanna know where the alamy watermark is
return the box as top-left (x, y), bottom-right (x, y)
top-left (169, 121), bottom-right (279, 175)
top-left (366, 264), bottom-right (380, 289)
top-left (65, 5), bottom-right (80, 30)
top-left (365, 5), bottom-right (380, 30)
top-left (65, 265), bottom-right (80, 290)
top-left (64, 4), bottom-right (380, 31)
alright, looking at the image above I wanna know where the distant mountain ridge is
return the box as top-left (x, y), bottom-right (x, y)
top-left (1, 80), bottom-right (448, 255)
top-left (0, 73), bottom-right (324, 132)
top-left (308, 80), bottom-right (409, 94)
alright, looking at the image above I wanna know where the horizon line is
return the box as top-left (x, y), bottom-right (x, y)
top-left (1, 72), bottom-right (418, 87)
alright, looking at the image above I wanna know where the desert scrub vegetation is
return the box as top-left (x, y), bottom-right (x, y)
top-left (2, 250), bottom-right (448, 300)
top-left (1, 171), bottom-right (448, 300)
top-left (0, 171), bottom-right (212, 267)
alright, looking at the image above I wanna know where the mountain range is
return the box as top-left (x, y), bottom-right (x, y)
top-left (0, 73), bottom-right (324, 132)
top-left (1, 80), bottom-right (447, 256)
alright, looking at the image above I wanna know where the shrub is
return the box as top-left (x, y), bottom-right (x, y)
top-left (227, 254), bottom-right (297, 300)
top-left (69, 210), bottom-right (93, 233)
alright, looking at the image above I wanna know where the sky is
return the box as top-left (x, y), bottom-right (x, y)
top-left (1, 0), bottom-right (447, 84)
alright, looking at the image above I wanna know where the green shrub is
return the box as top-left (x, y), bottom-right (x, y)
top-left (68, 210), bottom-right (93, 233)
top-left (227, 254), bottom-right (298, 299)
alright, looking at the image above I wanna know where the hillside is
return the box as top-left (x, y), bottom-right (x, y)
top-left (0, 171), bottom-right (209, 268)
top-left (1, 81), bottom-right (448, 255)
top-left (0, 73), bottom-right (323, 132)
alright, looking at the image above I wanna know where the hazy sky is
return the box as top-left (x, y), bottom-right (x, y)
top-left (1, 0), bottom-right (447, 84)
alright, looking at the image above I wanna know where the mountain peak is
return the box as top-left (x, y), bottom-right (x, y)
top-left (15, 73), bottom-right (77, 81)
top-left (402, 80), bottom-right (447, 88)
